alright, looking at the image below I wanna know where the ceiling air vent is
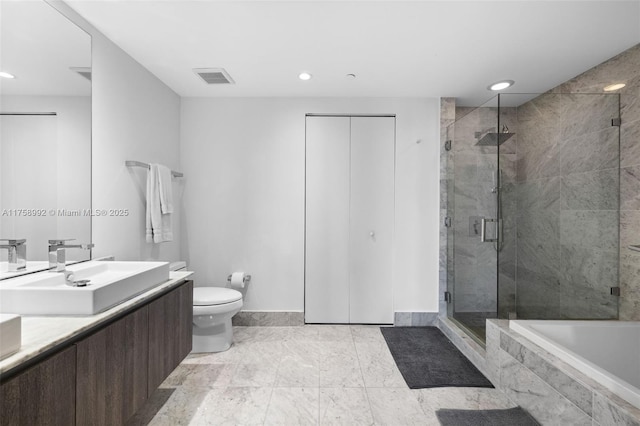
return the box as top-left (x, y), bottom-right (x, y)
top-left (70, 67), bottom-right (91, 81)
top-left (193, 68), bottom-right (235, 85)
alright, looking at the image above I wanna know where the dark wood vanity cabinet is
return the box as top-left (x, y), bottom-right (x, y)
top-left (0, 346), bottom-right (77, 426)
top-left (148, 280), bottom-right (193, 393)
top-left (0, 280), bottom-right (193, 426)
top-left (76, 306), bottom-right (149, 425)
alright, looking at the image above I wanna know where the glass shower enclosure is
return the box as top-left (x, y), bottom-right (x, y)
top-left (445, 93), bottom-right (620, 344)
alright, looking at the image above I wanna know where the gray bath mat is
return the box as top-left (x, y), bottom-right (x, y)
top-left (436, 407), bottom-right (540, 425)
top-left (380, 326), bottom-right (493, 389)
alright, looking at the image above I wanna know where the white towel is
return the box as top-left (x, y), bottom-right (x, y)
top-left (146, 164), bottom-right (173, 243)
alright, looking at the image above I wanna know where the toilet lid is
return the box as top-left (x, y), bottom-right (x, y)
top-left (193, 287), bottom-right (242, 306)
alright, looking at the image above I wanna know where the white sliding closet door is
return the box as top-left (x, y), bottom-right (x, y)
top-left (305, 116), bottom-right (350, 323)
top-left (305, 115), bottom-right (395, 324)
top-left (349, 117), bottom-right (394, 324)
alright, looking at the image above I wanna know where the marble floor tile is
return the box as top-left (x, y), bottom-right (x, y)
top-left (275, 351), bottom-right (320, 387)
top-left (230, 362), bottom-right (279, 387)
top-left (366, 388), bottom-right (429, 425)
top-left (131, 325), bottom-right (525, 426)
top-left (191, 387), bottom-right (272, 425)
top-left (355, 341), bottom-right (407, 388)
top-left (127, 387), bottom-right (208, 426)
top-left (319, 387), bottom-right (374, 425)
top-left (264, 387), bottom-right (320, 426)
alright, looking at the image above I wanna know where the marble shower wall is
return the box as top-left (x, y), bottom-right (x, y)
top-left (513, 93), bottom-right (620, 319)
top-left (551, 43), bottom-right (640, 320)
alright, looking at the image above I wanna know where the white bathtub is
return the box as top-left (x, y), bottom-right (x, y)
top-left (509, 320), bottom-right (640, 410)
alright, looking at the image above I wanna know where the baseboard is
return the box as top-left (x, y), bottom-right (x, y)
top-left (394, 312), bottom-right (439, 326)
top-left (232, 311), bottom-right (304, 326)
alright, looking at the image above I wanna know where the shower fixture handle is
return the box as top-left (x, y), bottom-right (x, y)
top-left (480, 218), bottom-right (499, 243)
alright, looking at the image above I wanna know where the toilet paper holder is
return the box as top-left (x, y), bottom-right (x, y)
top-left (227, 274), bottom-right (251, 284)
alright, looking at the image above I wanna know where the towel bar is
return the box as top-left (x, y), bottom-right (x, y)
top-left (126, 160), bottom-right (183, 178)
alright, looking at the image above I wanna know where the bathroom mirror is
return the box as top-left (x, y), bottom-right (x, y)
top-left (0, 0), bottom-right (92, 280)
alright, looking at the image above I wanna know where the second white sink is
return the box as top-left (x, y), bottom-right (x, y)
top-left (0, 261), bottom-right (170, 315)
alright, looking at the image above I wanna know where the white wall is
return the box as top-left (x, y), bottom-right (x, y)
top-left (49, 1), bottom-right (182, 263)
top-left (181, 98), bottom-right (440, 313)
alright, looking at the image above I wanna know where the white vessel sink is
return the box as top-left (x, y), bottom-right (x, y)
top-left (0, 313), bottom-right (21, 360)
top-left (0, 261), bottom-right (170, 315)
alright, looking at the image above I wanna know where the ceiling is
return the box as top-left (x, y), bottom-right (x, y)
top-left (0, 0), bottom-right (91, 97)
top-left (62, 0), bottom-right (640, 105)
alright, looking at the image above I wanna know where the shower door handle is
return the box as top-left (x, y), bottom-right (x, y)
top-left (480, 218), bottom-right (499, 243)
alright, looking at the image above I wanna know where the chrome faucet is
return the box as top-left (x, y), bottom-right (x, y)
top-left (0, 239), bottom-right (27, 272)
top-left (48, 239), bottom-right (94, 272)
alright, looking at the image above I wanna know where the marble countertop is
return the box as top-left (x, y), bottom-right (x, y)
top-left (0, 270), bottom-right (193, 377)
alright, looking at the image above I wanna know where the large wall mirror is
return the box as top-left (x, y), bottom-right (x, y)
top-left (0, 0), bottom-right (91, 279)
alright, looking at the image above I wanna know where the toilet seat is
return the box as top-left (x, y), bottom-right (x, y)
top-left (194, 287), bottom-right (242, 306)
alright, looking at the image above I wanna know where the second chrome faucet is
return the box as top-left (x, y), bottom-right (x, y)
top-left (48, 239), bottom-right (94, 272)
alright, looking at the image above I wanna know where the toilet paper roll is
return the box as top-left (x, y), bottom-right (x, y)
top-left (230, 272), bottom-right (248, 289)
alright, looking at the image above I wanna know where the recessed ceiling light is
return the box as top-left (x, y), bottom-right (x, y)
top-left (0, 71), bottom-right (15, 79)
top-left (298, 72), bottom-right (312, 81)
top-left (604, 83), bottom-right (626, 91)
top-left (488, 80), bottom-right (514, 91)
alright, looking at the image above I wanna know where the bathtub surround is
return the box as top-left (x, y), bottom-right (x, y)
top-left (486, 320), bottom-right (640, 425)
top-left (181, 98), bottom-right (439, 315)
top-left (48, 1), bottom-right (183, 264)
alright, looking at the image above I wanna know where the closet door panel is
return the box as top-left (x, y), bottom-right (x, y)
top-left (305, 116), bottom-right (350, 323)
top-left (349, 117), bottom-right (395, 324)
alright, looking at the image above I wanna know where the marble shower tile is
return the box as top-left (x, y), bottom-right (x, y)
top-left (264, 388), bottom-right (319, 426)
top-left (560, 245), bottom-right (618, 294)
top-left (619, 252), bottom-right (640, 321)
top-left (516, 177), bottom-right (561, 214)
top-left (620, 210), bottom-right (640, 249)
top-left (560, 210), bottom-right (618, 252)
top-left (499, 350), bottom-right (591, 425)
top-left (516, 211), bottom-right (562, 278)
top-left (366, 388), bottom-right (428, 426)
top-left (560, 169), bottom-right (619, 210)
top-left (620, 73), bottom-right (640, 119)
top-left (319, 388), bottom-right (374, 426)
top-left (515, 267), bottom-right (562, 319)
top-left (621, 165), bottom-right (640, 210)
top-left (561, 94), bottom-right (619, 140)
top-left (620, 118), bottom-right (640, 168)
top-left (559, 127), bottom-right (619, 175)
top-left (191, 387), bottom-right (272, 425)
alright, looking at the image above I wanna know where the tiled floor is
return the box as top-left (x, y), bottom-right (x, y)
top-left (127, 325), bottom-right (516, 425)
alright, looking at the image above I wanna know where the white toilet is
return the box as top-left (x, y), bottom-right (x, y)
top-left (170, 262), bottom-right (244, 353)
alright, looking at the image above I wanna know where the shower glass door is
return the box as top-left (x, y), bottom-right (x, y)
top-left (501, 93), bottom-right (620, 320)
top-left (446, 92), bottom-right (620, 346)
top-left (446, 96), bottom-right (502, 344)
